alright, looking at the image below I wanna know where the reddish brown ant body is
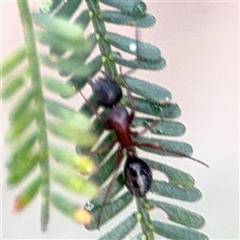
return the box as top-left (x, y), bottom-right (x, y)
top-left (79, 71), bottom-right (208, 229)
top-left (77, 23), bottom-right (207, 229)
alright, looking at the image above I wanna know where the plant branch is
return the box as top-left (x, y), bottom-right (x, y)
top-left (85, 1), bottom-right (154, 238)
top-left (17, 0), bottom-right (50, 231)
top-left (85, 0), bottom-right (118, 78)
top-left (136, 197), bottom-right (154, 240)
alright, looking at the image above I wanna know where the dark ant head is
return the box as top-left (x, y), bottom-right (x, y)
top-left (88, 72), bottom-right (122, 108)
top-left (124, 155), bottom-right (152, 197)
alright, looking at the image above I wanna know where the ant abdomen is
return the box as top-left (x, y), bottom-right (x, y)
top-left (88, 73), bottom-right (122, 108)
top-left (124, 155), bottom-right (152, 197)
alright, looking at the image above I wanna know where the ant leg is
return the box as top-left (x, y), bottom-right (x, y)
top-left (132, 103), bottom-right (179, 137)
top-left (135, 27), bottom-right (140, 65)
top-left (82, 139), bottom-right (117, 156)
top-left (119, 65), bottom-right (135, 122)
top-left (122, 27), bottom-right (141, 77)
top-left (132, 118), bottom-right (161, 137)
top-left (97, 147), bottom-right (124, 229)
top-left (78, 90), bottom-right (105, 126)
top-left (134, 142), bottom-right (209, 168)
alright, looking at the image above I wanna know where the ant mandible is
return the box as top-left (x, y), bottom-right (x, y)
top-left (79, 69), bottom-right (208, 229)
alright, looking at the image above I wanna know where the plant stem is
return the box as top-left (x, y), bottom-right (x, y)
top-left (17, 0), bottom-right (50, 231)
top-left (85, 0), bottom-right (155, 239)
top-left (85, 0), bottom-right (118, 78)
top-left (136, 197), bottom-right (155, 240)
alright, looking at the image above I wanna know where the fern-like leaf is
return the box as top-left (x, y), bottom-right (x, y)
top-left (2, 0), bottom-right (208, 239)
top-left (2, 1), bottom-right (98, 232)
top-left (39, 0), bottom-right (208, 239)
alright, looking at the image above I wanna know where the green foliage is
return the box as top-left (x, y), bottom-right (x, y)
top-left (1, 0), bottom-right (97, 232)
top-left (2, 0), bottom-right (208, 239)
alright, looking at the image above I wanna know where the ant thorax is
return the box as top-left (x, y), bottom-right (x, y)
top-left (107, 105), bottom-right (130, 131)
top-left (106, 105), bottom-right (133, 149)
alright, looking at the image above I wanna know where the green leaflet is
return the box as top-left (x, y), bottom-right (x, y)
top-left (49, 145), bottom-right (96, 174)
top-left (43, 76), bottom-right (75, 98)
top-left (113, 52), bottom-right (167, 70)
top-left (75, 98), bottom-right (104, 157)
top-left (99, 0), bottom-right (146, 17)
top-left (46, 100), bottom-right (96, 147)
top-left (33, 12), bottom-right (84, 41)
top-left (75, 9), bottom-right (90, 29)
top-left (7, 153), bottom-right (39, 186)
top-left (85, 192), bottom-right (133, 230)
top-left (78, 95), bottom-right (100, 118)
top-left (108, 32), bottom-right (161, 62)
top-left (75, 113), bottom-right (109, 156)
top-left (69, 55), bottom-right (102, 89)
top-left (40, 54), bottom-right (90, 78)
top-left (99, 213), bottom-right (138, 240)
top-left (90, 150), bottom-right (118, 185)
top-left (89, 111), bottom-right (107, 136)
top-left (51, 192), bottom-right (94, 226)
top-left (122, 96), bottom-right (180, 118)
top-left (45, 99), bottom-right (90, 129)
top-left (123, 76), bottom-right (172, 102)
top-left (42, 0), bottom-right (83, 19)
top-left (91, 131), bottom-right (116, 161)
top-left (51, 167), bottom-right (97, 197)
top-left (76, 130), bottom-right (116, 165)
top-left (6, 132), bottom-right (37, 170)
top-left (9, 91), bottom-right (34, 121)
top-left (47, 121), bottom-right (96, 147)
top-left (136, 136), bottom-right (208, 168)
top-left (152, 221), bottom-right (208, 240)
top-left (55, 0), bottom-right (83, 18)
top-left (129, 233), bottom-right (142, 240)
top-left (1, 46), bottom-right (27, 77)
top-left (51, 192), bottom-right (77, 218)
top-left (135, 136), bottom-right (193, 157)
top-left (102, 11), bottom-right (155, 28)
top-left (63, 34), bottom-right (96, 66)
top-left (36, 31), bottom-right (91, 54)
top-left (144, 159), bottom-right (195, 189)
top-left (13, 175), bottom-right (42, 211)
top-left (40, 0), bottom-right (62, 14)
top-left (149, 199), bottom-right (205, 229)
top-left (132, 118), bottom-right (186, 136)
top-left (90, 174), bottom-right (125, 206)
top-left (2, 69), bottom-right (29, 99)
top-left (6, 109), bottom-right (35, 142)
top-left (151, 180), bottom-right (202, 202)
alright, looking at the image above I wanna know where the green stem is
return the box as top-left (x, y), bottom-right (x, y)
top-left (85, 1), bottom-right (155, 239)
top-left (85, 0), bottom-right (117, 78)
top-left (17, 0), bottom-right (50, 231)
top-left (136, 197), bottom-right (155, 240)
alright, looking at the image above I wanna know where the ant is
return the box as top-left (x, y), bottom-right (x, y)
top-left (78, 70), bottom-right (208, 229)
top-left (79, 71), bottom-right (153, 227)
top-left (76, 27), bottom-right (208, 229)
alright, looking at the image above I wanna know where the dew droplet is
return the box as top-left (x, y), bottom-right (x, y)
top-left (129, 43), bottom-right (137, 53)
top-left (85, 200), bottom-right (95, 211)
